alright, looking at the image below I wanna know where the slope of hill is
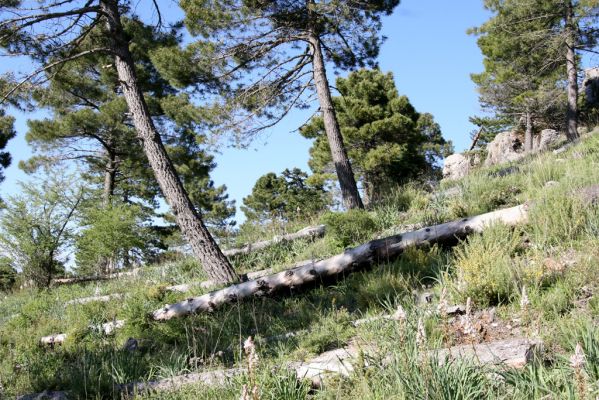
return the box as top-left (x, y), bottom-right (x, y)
top-left (3, 130), bottom-right (599, 399)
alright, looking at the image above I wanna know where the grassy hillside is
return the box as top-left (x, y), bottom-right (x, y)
top-left (3, 131), bottom-right (599, 399)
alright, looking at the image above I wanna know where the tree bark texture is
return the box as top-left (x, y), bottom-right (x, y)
top-left (308, 34), bottom-right (364, 210)
top-left (99, 0), bottom-right (238, 284)
top-left (524, 112), bottom-right (533, 152)
top-left (565, 0), bottom-right (580, 142)
top-left (152, 203), bottom-right (529, 320)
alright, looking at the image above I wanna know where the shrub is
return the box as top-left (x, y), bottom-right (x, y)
top-left (321, 209), bottom-right (377, 248)
top-left (0, 256), bottom-right (16, 292)
top-left (452, 223), bottom-right (526, 306)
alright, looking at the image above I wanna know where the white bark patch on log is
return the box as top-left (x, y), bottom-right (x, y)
top-left (64, 293), bottom-right (123, 306)
top-left (431, 338), bottom-right (541, 368)
top-left (222, 225), bottom-right (326, 257)
top-left (164, 267), bottom-right (275, 293)
top-left (152, 204), bottom-right (528, 321)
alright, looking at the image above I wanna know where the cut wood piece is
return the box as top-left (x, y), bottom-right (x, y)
top-left (65, 293), bottom-right (123, 306)
top-left (153, 204), bottom-right (529, 321)
top-left (118, 367), bottom-right (246, 395)
top-left (432, 338), bottom-right (541, 368)
top-left (39, 320), bottom-right (126, 346)
top-left (222, 225), bottom-right (326, 257)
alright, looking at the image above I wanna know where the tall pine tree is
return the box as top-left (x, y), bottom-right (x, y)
top-left (301, 69), bottom-right (451, 204)
top-left (157, 0), bottom-right (401, 210)
top-left (0, 0), bottom-right (239, 283)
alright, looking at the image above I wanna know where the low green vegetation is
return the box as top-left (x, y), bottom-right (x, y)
top-left (2, 133), bottom-right (599, 399)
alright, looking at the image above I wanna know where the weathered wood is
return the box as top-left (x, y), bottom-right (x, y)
top-left (165, 268), bottom-right (275, 293)
top-left (152, 204), bottom-right (529, 321)
top-left (39, 320), bottom-right (125, 346)
top-left (432, 338), bottom-right (541, 368)
top-left (51, 268), bottom-right (141, 286)
top-left (222, 225), bottom-right (326, 258)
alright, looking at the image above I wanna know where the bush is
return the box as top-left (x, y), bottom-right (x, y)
top-left (452, 223), bottom-right (527, 306)
top-left (321, 209), bottom-right (377, 248)
top-left (0, 256), bottom-right (16, 292)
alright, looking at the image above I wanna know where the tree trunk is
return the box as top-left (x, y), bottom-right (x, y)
top-left (565, 0), bottom-right (580, 142)
top-left (99, 0), bottom-right (238, 284)
top-left (152, 203), bottom-right (529, 320)
top-left (308, 34), bottom-right (363, 210)
top-left (524, 111), bottom-right (533, 152)
top-left (102, 152), bottom-right (116, 207)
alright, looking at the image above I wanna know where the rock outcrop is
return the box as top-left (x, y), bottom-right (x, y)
top-left (484, 131), bottom-right (524, 167)
top-left (443, 153), bottom-right (481, 180)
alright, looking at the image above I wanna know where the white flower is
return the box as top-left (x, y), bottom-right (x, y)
top-left (465, 297), bottom-right (473, 316)
top-left (244, 336), bottom-right (259, 371)
top-left (392, 305), bottom-right (407, 321)
top-left (570, 343), bottom-right (586, 369)
top-left (520, 285), bottom-right (530, 311)
top-left (437, 287), bottom-right (448, 316)
top-left (416, 317), bottom-right (427, 348)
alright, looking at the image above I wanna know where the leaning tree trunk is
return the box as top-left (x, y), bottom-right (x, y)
top-left (99, 0), bottom-right (238, 284)
top-left (308, 34), bottom-right (363, 210)
top-left (565, 0), bottom-right (580, 142)
top-left (524, 111), bottom-right (533, 152)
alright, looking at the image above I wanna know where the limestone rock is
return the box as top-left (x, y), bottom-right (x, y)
top-left (535, 129), bottom-right (561, 151)
top-left (484, 131), bottom-right (524, 167)
top-left (443, 153), bottom-right (480, 180)
top-left (432, 338), bottom-right (541, 368)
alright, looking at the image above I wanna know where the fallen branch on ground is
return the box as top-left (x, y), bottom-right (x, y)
top-left (152, 204), bottom-right (529, 321)
top-left (64, 293), bottom-right (123, 306)
top-left (39, 320), bottom-right (125, 346)
top-left (50, 268), bottom-right (142, 286)
top-left (222, 225), bottom-right (326, 257)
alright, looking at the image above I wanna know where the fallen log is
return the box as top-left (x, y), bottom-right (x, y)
top-left (39, 320), bottom-right (125, 346)
top-left (165, 268), bottom-right (275, 293)
top-left (152, 204), bottom-right (528, 321)
top-left (64, 293), bottom-right (123, 306)
top-left (165, 259), bottom-right (320, 293)
top-left (51, 268), bottom-right (141, 286)
top-left (222, 225), bottom-right (326, 258)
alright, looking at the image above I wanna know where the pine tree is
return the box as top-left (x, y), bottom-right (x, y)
top-left (471, 0), bottom-right (599, 143)
top-left (0, 0), bottom-right (239, 283)
top-left (0, 109), bottom-right (15, 204)
top-left (301, 69), bottom-right (451, 204)
top-left (241, 168), bottom-right (329, 223)
top-left (162, 0), bottom-right (401, 210)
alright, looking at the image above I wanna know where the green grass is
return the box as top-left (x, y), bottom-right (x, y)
top-left (3, 131), bottom-right (599, 398)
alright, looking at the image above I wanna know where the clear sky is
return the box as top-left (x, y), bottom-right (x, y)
top-left (1, 0), bottom-right (492, 222)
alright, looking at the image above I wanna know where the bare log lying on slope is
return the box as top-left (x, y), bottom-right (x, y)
top-left (165, 268), bottom-right (275, 293)
top-left (222, 225), bottom-right (326, 257)
top-left (50, 268), bottom-right (142, 286)
top-left (152, 204), bottom-right (529, 321)
top-left (39, 320), bottom-right (125, 346)
top-left (64, 293), bottom-right (123, 306)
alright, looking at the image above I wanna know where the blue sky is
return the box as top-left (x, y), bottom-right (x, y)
top-left (1, 0), bottom-right (492, 222)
